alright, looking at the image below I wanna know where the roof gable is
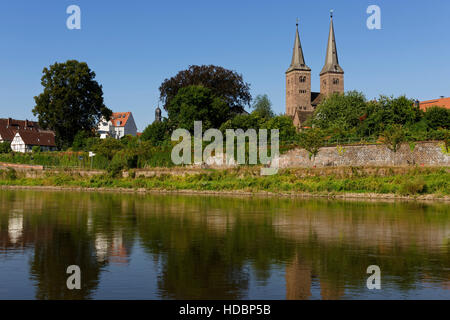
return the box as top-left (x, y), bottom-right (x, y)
top-left (111, 112), bottom-right (132, 127)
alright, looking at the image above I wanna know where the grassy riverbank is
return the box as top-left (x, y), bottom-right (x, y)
top-left (0, 166), bottom-right (449, 198)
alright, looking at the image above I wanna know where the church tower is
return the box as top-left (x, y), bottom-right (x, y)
top-left (320, 11), bottom-right (344, 96)
top-left (155, 105), bottom-right (162, 123)
top-left (286, 21), bottom-right (312, 118)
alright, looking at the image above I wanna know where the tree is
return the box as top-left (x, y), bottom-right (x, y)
top-left (32, 60), bottom-right (112, 149)
top-left (92, 138), bottom-right (124, 160)
top-left (424, 106), bottom-right (450, 130)
top-left (312, 91), bottom-right (367, 130)
top-left (263, 115), bottom-right (298, 144)
top-left (159, 65), bottom-right (251, 114)
top-left (167, 85), bottom-right (230, 133)
top-left (298, 128), bottom-right (326, 160)
top-left (0, 142), bottom-right (11, 154)
top-left (141, 120), bottom-right (170, 146)
top-left (251, 94), bottom-right (274, 119)
top-left (380, 124), bottom-right (406, 152)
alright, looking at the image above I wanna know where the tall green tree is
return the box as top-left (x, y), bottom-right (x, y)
top-left (159, 65), bottom-right (251, 114)
top-left (32, 60), bottom-right (112, 149)
top-left (251, 94), bottom-right (274, 119)
top-left (167, 85), bottom-right (230, 133)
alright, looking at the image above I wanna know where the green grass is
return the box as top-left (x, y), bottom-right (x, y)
top-left (0, 167), bottom-right (448, 197)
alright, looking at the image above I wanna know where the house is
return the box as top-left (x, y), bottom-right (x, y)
top-left (11, 131), bottom-right (56, 153)
top-left (97, 112), bottom-right (137, 139)
top-left (419, 97), bottom-right (450, 111)
top-left (0, 118), bottom-right (57, 152)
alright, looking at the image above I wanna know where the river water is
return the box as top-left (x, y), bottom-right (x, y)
top-left (0, 190), bottom-right (448, 300)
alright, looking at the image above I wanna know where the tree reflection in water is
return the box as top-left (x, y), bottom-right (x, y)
top-left (0, 190), bottom-right (448, 299)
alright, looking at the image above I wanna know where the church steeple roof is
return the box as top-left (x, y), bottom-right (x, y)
top-left (320, 11), bottom-right (344, 75)
top-left (287, 21), bottom-right (310, 73)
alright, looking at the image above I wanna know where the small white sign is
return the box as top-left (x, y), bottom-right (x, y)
top-left (89, 152), bottom-right (96, 158)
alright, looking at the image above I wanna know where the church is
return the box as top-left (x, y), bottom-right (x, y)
top-left (286, 12), bottom-right (344, 129)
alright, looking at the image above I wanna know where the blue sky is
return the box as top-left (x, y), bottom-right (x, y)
top-left (0, 0), bottom-right (448, 131)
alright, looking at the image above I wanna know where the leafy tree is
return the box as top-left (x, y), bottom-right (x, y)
top-left (312, 91), bottom-right (367, 130)
top-left (298, 128), bottom-right (326, 160)
top-left (376, 95), bottom-right (422, 126)
top-left (167, 85), bottom-right (230, 133)
top-left (92, 138), bottom-right (124, 160)
top-left (263, 115), bottom-right (298, 144)
top-left (423, 106), bottom-right (450, 130)
top-left (0, 142), bottom-right (11, 153)
top-left (219, 113), bottom-right (265, 132)
top-left (159, 65), bottom-right (251, 114)
top-left (251, 94), bottom-right (274, 119)
top-left (141, 120), bottom-right (170, 146)
top-left (72, 130), bottom-right (98, 151)
top-left (32, 60), bottom-right (112, 149)
top-left (381, 124), bottom-right (406, 152)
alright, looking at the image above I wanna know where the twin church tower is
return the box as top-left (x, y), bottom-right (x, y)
top-left (286, 12), bottom-right (344, 128)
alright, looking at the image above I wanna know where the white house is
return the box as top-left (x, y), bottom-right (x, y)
top-left (97, 112), bottom-right (137, 139)
top-left (10, 131), bottom-right (57, 153)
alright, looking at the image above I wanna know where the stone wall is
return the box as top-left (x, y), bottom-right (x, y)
top-left (277, 141), bottom-right (449, 168)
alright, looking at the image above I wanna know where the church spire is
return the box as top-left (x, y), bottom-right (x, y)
top-left (320, 11), bottom-right (343, 75)
top-left (287, 20), bottom-right (310, 73)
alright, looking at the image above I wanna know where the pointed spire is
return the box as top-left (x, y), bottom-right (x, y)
top-left (287, 20), bottom-right (310, 73)
top-left (320, 11), bottom-right (344, 75)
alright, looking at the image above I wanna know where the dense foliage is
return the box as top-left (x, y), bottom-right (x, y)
top-left (32, 60), bottom-right (112, 149)
top-left (167, 85), bottom-right (230, 133)
top-left (159, 65), bottom-right (251, 114)
top-left (0, 142), bottom-right (11, 154)
top-left (308, 91), bottom-right (449, 143)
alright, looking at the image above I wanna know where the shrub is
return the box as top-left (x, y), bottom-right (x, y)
top-left (381, 124), bottom-right (406, 152)
top-left (424, 106), bottom-right (450, 130)
top-left (399, 177), bottom-right (426, 195)
top-left (0, 142), bottom-right (11, 154)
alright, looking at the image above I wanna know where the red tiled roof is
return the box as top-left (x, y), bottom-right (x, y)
top-left (16, 130), bottom-right (56, 147)
top-left (419, 97), bottom-right (450, 111)
top-left (0, 118), bottom-right (56, 147)
top-left (110, 112), bottom-right (131, 127)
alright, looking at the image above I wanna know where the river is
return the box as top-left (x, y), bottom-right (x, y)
top-left (0, 190), bottom-right (448, 299)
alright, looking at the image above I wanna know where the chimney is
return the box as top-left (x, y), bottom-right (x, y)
top-left (7, 118), bottom-right (11, 127)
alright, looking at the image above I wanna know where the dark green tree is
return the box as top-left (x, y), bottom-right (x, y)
top-left (0, 142), bottom-right (11, 154)
top-left (263, 115), bottom-right (298, 144)
top-left (167, 85), bottom-right (230, 133)
top-left (32, 60), bottom-right (112, 149)
top-left (424, 106), bottom-right (450, 130)
top-left (159, 65), bottom-right (251, 114)
top-left (141, 120), bottom-right (170, 146)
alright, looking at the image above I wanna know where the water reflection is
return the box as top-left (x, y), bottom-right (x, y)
top-left (0, 190), bottom-right (448, 299)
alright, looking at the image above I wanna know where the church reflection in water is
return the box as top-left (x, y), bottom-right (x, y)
top-left (0, 190), bottom-right (448, 299)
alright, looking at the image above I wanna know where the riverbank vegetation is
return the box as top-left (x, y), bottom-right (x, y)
top-left (1, 167), bottom-right (448, 197)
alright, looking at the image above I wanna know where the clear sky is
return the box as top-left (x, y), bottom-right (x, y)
top-left (0, 0), bottom-right (449, 131)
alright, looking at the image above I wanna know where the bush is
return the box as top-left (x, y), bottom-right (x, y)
top-left (424, 106), bottom-right (450, 130)
top-left (32, 146), bottom-right (41, 153)
top-left (0, 142), bottom-right (11, 154)
top-left (141, 121), bottom-right (170, 146)
top-left (399, 177), bottom-right (426, 195)
top-left (380, 124), bottom-right (406, 152)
